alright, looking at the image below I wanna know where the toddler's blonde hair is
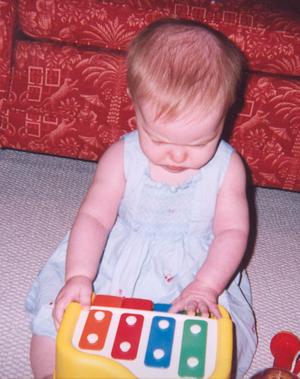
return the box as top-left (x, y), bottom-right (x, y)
top-left (127, 18), bottom-right (245, 120)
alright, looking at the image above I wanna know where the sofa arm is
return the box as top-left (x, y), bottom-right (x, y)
top-left (0, 0), bottom-right (17, 146)
top-left (2, 40), bottom-right (135, 160)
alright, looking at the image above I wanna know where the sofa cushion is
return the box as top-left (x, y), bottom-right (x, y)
top-left (231, 74), bottom-right (300, 191)
top-left (18, 0), bottom-right (300, 77)
top-left (1, 41), bottom-right (134, 160)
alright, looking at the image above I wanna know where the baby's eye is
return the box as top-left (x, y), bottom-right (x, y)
top-left (152, 139), bottom-right (163, 145)
top-left (194, 143), bottom-right (207, 148)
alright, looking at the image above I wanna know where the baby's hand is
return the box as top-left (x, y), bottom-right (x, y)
top-left (52, 275), bottom-right (92, 330)
top-left (169, 279), bottom-right (221, 319)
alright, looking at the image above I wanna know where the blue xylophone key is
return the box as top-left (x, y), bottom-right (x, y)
top-left (144, 316), bottom-right (175, 368)
top-left (153, 303), bottom-right (171, 312)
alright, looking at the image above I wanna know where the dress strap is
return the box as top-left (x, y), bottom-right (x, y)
top-left (212, 140), bottom-right (234, 189)
top-left (122, 130), bottom-right (148, 191)
top-left (189, 140), bottom-right (234, 233)
top-left (201, 140), bottom-right (234, 189)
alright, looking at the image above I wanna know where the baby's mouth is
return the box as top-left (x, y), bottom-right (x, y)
top-left (162, 165), bottom-right (187, 173)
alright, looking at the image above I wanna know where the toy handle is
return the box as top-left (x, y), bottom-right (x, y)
top-left (270, 332), bottom-right (300, 372)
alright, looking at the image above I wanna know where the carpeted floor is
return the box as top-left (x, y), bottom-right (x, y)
top-left (0, 148), bottom-right (299, 379)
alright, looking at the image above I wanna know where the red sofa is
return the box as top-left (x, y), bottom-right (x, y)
top-left (1, 0), bottom-right (300, 191)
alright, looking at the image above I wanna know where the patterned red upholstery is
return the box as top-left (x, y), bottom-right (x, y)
top-left (3, 41), bottom-right (134, 160)
top-left (18, 0), bottom-right (300, 76)
top-left (0, 1), bottom-right (16, 116)
top-left (1, 0), bottom-right (299, 191)
top-left (231, 74), bottom-right (300, 190)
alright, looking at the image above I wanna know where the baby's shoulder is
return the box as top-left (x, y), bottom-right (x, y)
top-left (101, 138), bottom-right (124, 162)
top-left (221, 150), bottom-right (247, 193)
top-left (227, 150), bottom-right (246, 175)
top-left (95, 139), bottom-right (125, 180)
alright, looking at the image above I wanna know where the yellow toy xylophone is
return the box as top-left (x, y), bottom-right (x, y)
top-left (55, 294), bottom-right (233, 379)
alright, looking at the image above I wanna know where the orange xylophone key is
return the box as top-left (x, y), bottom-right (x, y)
top-left (79, 309), bottom-right (112, 351)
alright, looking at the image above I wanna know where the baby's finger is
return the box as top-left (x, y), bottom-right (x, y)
top-left (52, 303), bottom-right (63, 329)
top-left (196, 302), bottom-right (209, 318)
top-left (53, 296), bottom-right (70, 328)
top-left (79, 288), bottom-right (92, 310)
top-left (169, 299), bottom-right (185, 313)
top-left (185, 301), bottom-right (198, 316)
top-left (209, 303), bottom-right (222, 319)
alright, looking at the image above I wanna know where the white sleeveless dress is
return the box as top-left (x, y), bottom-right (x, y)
top-left (26, 130), bottom-right (257, 378)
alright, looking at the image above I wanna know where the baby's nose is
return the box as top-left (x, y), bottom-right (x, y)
top-left (169, 149), bottom-right (187, 163)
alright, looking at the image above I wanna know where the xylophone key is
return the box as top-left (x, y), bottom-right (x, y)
top-left (144, 316), bottom-right (175, 368)
top-left (153, 303), bottom-right (171, 312)
top-left (178, 319), bottom-right (208, 377)
top-left (122, 298), bottom-right (153, 310)
top-left (111, 313), bottom-right (144, 360)
top-left (79, 310), bottom-right (112, 351)
top-left (92, 294), bottom-right (123, 307)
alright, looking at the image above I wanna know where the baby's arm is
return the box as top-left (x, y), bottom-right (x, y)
top-left (170, 152), bottom-right (249, 318)
top-left (53, 140), bottom-right (125, 328)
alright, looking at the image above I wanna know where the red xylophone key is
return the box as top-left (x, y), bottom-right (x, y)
top-left (111, 313), bottom-right (144, 360)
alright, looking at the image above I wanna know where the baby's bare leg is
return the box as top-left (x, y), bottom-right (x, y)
top-left (30, 335), bottom-right (55, 379)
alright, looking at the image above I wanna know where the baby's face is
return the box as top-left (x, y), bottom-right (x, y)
top-left (136, 102), bottom-right (226, 173)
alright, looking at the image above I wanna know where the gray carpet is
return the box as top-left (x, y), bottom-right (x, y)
top-left (0, 148), bottom-right (299, 379)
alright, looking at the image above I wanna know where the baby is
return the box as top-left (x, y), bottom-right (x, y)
top-left (26, 18), bottom-right (257, 379)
